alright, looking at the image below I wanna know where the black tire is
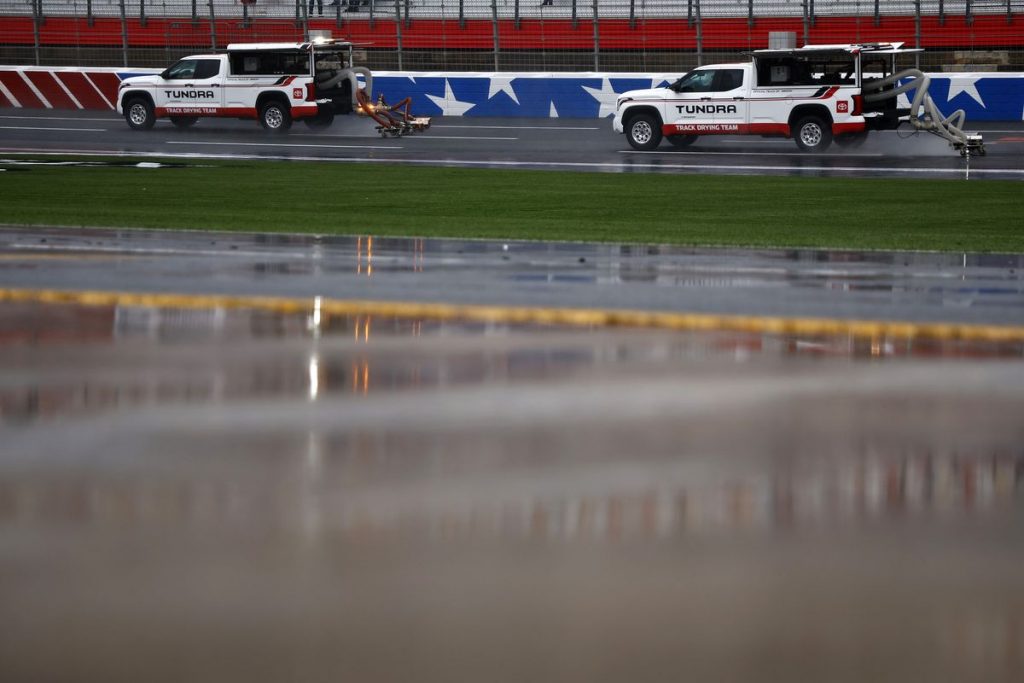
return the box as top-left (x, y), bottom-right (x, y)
top-left (834, 131), bottom-right (868, 149)
top-left (124, 96), bottom-right (155, 131)
top-left (304, 111), bottom-right (335, 130)
top-left (625, 114), bottom-right (662, 151)
top-left (793, 116), bottom-right (832, 153)
top-left (259, 100), bottom-right (292, 133)
top-left (170, 116), bottom-right (198, 129)
top-left (666, 134), bottom-right (698, 148)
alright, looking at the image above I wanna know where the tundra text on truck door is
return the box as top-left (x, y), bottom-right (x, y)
top-left (157, 58), bottom-right (224, 127)
top-left (670, 67), bottom-right (747, 136)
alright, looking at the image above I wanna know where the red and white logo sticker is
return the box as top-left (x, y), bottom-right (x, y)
top-left (836, 100), bottom-right (849, 113)
top-left (293, 88), bottom-right (303, 99)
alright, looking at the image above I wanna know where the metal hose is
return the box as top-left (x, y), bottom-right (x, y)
top-left (862, 68), bottom-right (970, 148)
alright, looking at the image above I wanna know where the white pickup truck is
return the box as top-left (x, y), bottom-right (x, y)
top-left (613, 42), bottom-right (920, 153)
top-left (117, 39), bottom-right (371, 132)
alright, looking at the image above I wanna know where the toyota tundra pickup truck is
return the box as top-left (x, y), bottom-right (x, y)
top-left (117, 39), bottom-right (371, 133)
top-left (613, 42), bottom-right (918, 153)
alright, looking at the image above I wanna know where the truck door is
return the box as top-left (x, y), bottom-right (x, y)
top-left (711, 68), bottom-right (749, 133)
top-left (666, 69), bottom-right (718, 135)
top-left (157, 58), bottom-right (224, 117)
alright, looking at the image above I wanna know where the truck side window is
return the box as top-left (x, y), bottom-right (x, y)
top-left (165, 60), bottom-right (197, 80)
top-left (193, 59), bottom-right (221, 79)
top-left (714, 69), bottom-right (744, 91)
top-left (236, 54), bottom-right (260, 73)
top-left (675, 70), bottom-right (717, 93)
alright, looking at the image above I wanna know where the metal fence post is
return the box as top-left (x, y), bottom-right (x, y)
top-left (966, 0), bottom-right (973, 26)
top-left (1008, 0), bottom-right (1013, 25)
top-left (404, 0), bottom-right (411, 29)
top-left (801, 0), bottom-right (809, 45)
top-left (695, 0), bottom-right (702, 66)
top-left (809, 0), bottom-right (815, 27)
top-left (141, 0), bottom-right (147, 28)
top-left (592, 0), bottom-right (599, 72)
top-left (209, 0), bottom-right (219, 51)
top-left (298, 0), bottom-right (310, 40)
top-left (491, 0), bottom-right (500, 70)
top-left (873, 0), bottom-right (879, 27)
top-left (87, 0), bottom-right (94, 28)
top-left (629, 0), bottom-right (635, 30)
top-left (119, 0), bottom-right (129, 68)
top-left (748, 0), bottom-right (753, 28)
top-left (938, 0), bottom-right (945, 26)
top-left (192, 0), bottom-right (198, 24)
top-left (32, 0), bottom-right (41, 65)
top-left (572, 0), bottom-right (578, 31)
top-left (914, 0), bottom-right (921, 69)
top-left (459, 0), bottom-right (465, 30)
top-left (687, 0), bottom-right (693, 28)
top-left (395, 0), bottom-right (404, 69)
top-left (515, 0), bottom-right (521, 31)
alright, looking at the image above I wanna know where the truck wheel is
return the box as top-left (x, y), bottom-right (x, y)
top-left (794, 116), bottom-right (832, 153)
top-left (170, 116), bottom-right (198, 128)
top-left (626, 114), bottom-right (662, 151)
top-left (124, 97), bottom-right (155, 131)
top-left (667, 134), bottom-right (698, 148)
top-left (259, 100), bottom-right (292, 133)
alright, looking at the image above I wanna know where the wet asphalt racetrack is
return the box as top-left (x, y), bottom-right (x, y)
top-left (2, 108), bottom-right (1024, 682)
top-left (2, 107), bottom-right (1024, 178)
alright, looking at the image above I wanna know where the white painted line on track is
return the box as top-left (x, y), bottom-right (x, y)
top-left (0, 126), bottom-right (107, 132)
top-left (288, 158), bottom-right (1024, 176)
top-left (166, 140), bottom-right (401, 150)
top-left (403, 135), bottom-right (518, 140)
top-left (0, 115), bottom-right (119, 122)
top-left (623, 150), bottom-right (884, 157)
top-left (5, 148), bottom-right (1023, 177)
top-left (433, 125), bottom-right (600, 130)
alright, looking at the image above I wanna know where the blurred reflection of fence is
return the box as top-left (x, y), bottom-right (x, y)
top-left (0, 448), bottom-right (1020, 540)
top-left (1, 0), bottom-right (1022, 70)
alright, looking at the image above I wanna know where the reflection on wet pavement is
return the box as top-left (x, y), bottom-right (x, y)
top-left (3, 301), bottom-right (1022, 424)
top-left (2, 299), bottom-right (1023, 682)
top-left (2, 227), bottom-right (1024, 328)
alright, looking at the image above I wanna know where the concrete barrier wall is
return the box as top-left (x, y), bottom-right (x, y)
top-left (1, 66), bottom-right (1022, 121)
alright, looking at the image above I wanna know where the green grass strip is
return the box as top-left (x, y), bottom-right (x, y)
top-left (1, 157), bottom-right (1021, 252)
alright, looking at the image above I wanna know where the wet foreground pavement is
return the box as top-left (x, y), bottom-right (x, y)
top-left (2, 296), bottom-right (1023, 682)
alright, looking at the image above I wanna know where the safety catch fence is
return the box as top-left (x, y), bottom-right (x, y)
top-left (2, 0), bottom-right (1023, 71)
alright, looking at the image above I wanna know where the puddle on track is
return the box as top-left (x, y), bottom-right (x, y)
top-left (1, 300), bottom-right (1023, 682)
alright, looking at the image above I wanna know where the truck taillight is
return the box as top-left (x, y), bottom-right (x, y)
top-left (306, 83), bottom-right (315, 101)
top-left (852, 94), bottom-right (863, 116)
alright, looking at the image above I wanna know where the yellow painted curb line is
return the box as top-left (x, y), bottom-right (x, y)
top-left (2, 287), bottom-right (1024, 343)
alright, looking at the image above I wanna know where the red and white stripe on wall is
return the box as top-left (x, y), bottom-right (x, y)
top-left (0, 67), bottom-right (127, 110)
